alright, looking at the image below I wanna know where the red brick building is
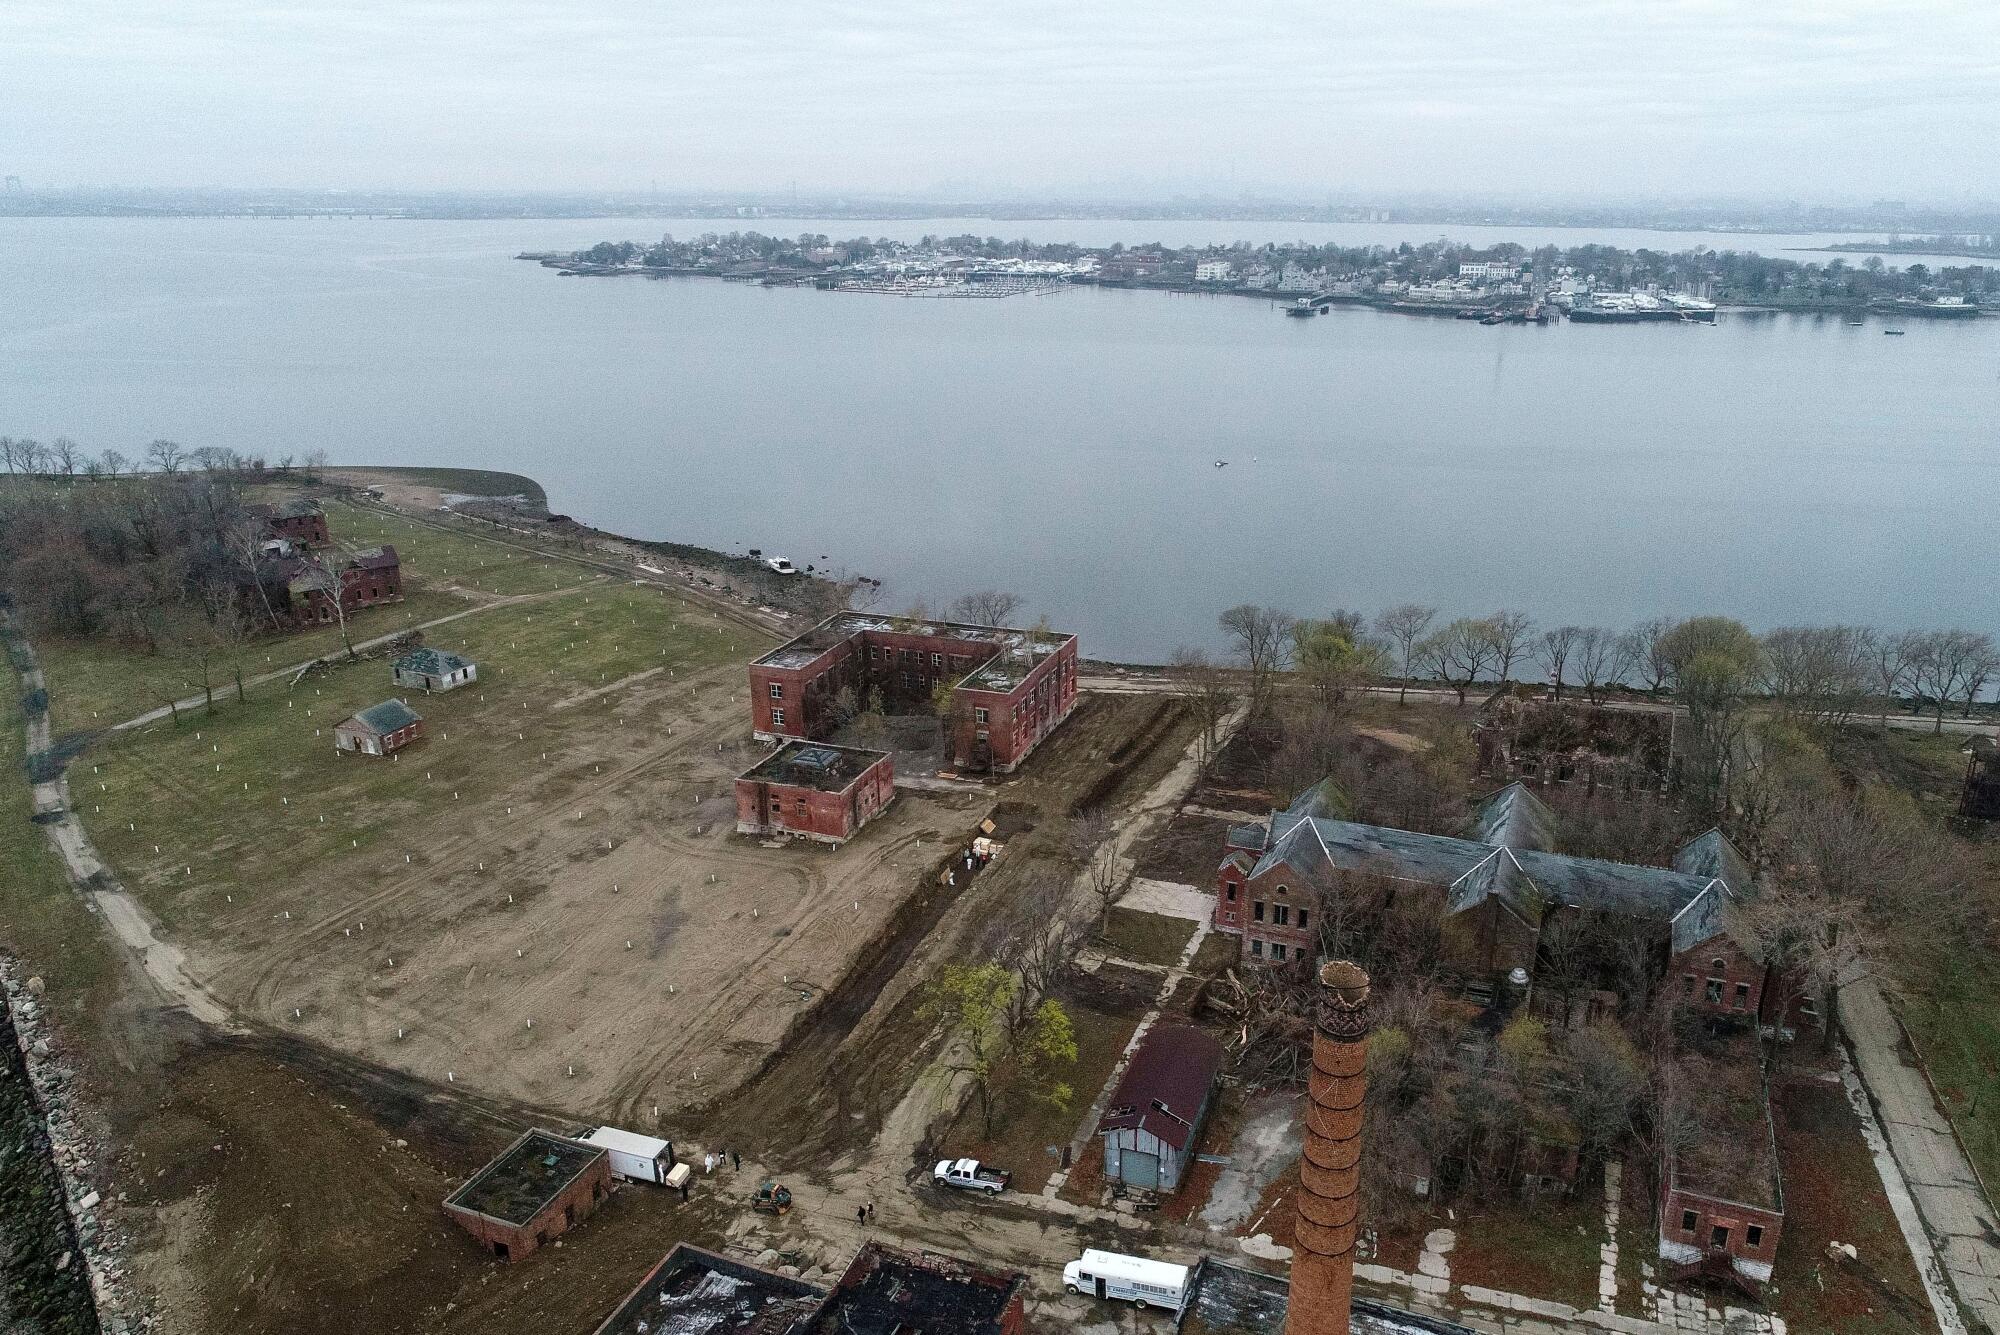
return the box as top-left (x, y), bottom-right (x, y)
top-left (1657, 1030), bottom-right (1784, 1293)
top-left (735, 742), bottom-right (894, 845)
top-left (442, 1129), bottom-right (611, 1262)
top-left (333, 699), bottom-right (424, 757)
top-left (288, 545), bottom-right (403, 624)
top-left (259, 498), bottom-right (330, 547)
top-left (748, 613), bottom-right (1079, 775)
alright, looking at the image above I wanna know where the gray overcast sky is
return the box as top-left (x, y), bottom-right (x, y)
top-left (4, 1), bottom-right (1997, 200)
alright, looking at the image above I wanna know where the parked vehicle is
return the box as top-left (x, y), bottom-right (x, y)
top-left (751, 1181), bottom-right (793, 1215)
top-left (1062, 1250), bottom-right (1190, 1312)
top-left (764, 556), bottom-right (799, 574)
top-left (577, 1126), bottom-right (675, 1184)
top-left (932, 1158), bottom-right (1011, 1193)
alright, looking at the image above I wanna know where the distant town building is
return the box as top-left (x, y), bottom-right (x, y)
top-left (334, 699), bottom-right (424, 757)
top-left (392, 647), bottom-right (477, 693)
top-left (734, 741), bottom-right (895, 845)
top-left (1097, 1024), bottom-right (1224, 1193)
top-left (443, 1129), bottom-right (611, 1262)
top-left (1194, 259), bottom-right (1236, 283)
top-left (748, 613), bottom-right (1079, 775)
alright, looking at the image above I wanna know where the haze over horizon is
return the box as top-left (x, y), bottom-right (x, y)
top-left (4, 1), bottom-right (1998, 203)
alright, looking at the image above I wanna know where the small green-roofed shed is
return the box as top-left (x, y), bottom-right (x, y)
top-left (392, 646), bottom-right (478, 692)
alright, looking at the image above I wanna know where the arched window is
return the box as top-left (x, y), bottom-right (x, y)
top-left (1276, 884), bottom-right (1289, 896)
top-left (1711, 958), bottom-right (1726, 973)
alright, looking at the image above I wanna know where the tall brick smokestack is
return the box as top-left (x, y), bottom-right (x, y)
top-left (1286, 960), bottom-right (1371, 1335)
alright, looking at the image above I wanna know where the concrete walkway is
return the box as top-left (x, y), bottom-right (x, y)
top-left (1844, 977), bottom-right (1993, 1333)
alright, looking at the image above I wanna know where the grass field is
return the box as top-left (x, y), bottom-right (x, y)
top-left (0, 667), bottom-right (119, 1022)
top-left (1100, 906), bottom-right (1197, 967)
top-left (78, 582), bottom-right (749, 932)
top-left (1898, 958), bottom-right (2000, 1198)
top-left (32, 500), bottom-right (621, 735)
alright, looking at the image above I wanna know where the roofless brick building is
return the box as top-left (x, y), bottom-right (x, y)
top-left (748, 612), bottom-right (1078, 775)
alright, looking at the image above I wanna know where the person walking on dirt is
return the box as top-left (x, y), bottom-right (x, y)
top-left (867, 1202), bottom-right (876, 1223)
top-left (704, 1152), bottom-right (715, 1174)
top-left (856, 1205), bottom-right (867, 1227)
top-left (678, 1180), bottom-right (689, 1203)
top-left (731, 1149), bottom-right (741, 1171)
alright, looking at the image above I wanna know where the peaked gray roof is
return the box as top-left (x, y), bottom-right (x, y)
top-left (1240, 781), bottom-right (1748, 951)
top-left (346, 699), bottom-right (423, 734)
top-left (1469, 782), bottom-right (1561, 852)
top-left (394, 647), bottom-right (473, 676)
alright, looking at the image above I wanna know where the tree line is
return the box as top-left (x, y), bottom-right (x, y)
top-left (1201, 603), bottom-right (1997, 731)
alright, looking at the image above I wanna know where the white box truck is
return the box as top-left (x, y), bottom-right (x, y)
top-left (1062, 1250), bottom-right (1190, 1312)
top-left (580, 1127), bottom-right (676, 1184)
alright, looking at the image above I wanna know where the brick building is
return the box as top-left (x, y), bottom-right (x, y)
top-left (748, 613), bottom-right (1078, 774)
top-left (258, 498), bottom-right (329, 547)
top-left (286, 545), bottom-right (403, 625)
top-left (442, 1129), bottom-right (611, 1262)
top-left (1657, 1029), bottom-right (1784, 1293)
top-left (735, 742), bottom-right (894, 845)
top-left (334, 699), bottom-right (424, 756)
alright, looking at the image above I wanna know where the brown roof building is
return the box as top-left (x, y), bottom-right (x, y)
top-left (1097, 1024), bottom-right (1224, 1193)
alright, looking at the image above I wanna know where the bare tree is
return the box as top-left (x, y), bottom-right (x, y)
top-left (47, 437), bottom-right (81, 477)
top-left (1909, 629), bottom-right (1993, 732)
top-left (1535, 625), bottom-right (1582, 700)
top-left (1170, 645), bottom-right (1235, 769)
top-left (1416, 617), bottom-right (1499, 704)
top-left (301, 448), bottom-right (330, 481)
top-left (1487, 610), bottom-right (1535, 687)
top-left (1760, 625), bottom-right (1874, 728)
top-left (1623, 617), bottom-right (1673, 693)
top-left (99, 448), bottom-right (127, 479)
top-left (0, 438), bottom-right (16, 474)
top-left (947, 589), bottom-right (1024, 627)
top-left (1219, 604), bottom-right (1296, 716)
top-left (1373, 603), bottom-right (1437, 705)
top-left (1573, 626), bottom-right (1628, 704)
top-left (145, 438), bottom-right (186, 474)
top-left (1059, 810), bottom-right (1124, 934)
top-left (14, 439), bottom-right (47, 475)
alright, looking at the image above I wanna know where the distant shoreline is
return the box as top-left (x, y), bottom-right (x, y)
top-left (1791, 244), bottom-right (2000, 264)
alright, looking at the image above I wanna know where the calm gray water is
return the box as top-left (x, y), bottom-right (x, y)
top-left (3, 217), bottom-right (1996, 660)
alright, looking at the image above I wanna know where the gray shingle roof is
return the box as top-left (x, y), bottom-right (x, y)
top-left (394, 647), bottom-right (473, 676)
top-left (347, 699), bottom-right (423, 734)
top-left (1242, 788), bottom-right (1749, 950)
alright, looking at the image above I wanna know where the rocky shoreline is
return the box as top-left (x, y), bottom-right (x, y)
top-left (0, 958), bottom-right (136, 1334)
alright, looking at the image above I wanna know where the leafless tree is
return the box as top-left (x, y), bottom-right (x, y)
top-left (1170, 645), bottom-right (1235, 769)
top-left (301, 448), bottom-right (330, 481)
top-left (1623, 617), bottom-right (1673, 693)
top-left (1908, 629), bottom-right (1994, 732)
top-left (1219, 604), bottom-right (1296, 716)
top-left (1759, 624), bottom-right (1874, 728)
top-left (14, 439), bottom-right (48, 475)
top-left (1535, 625), bottom-right (1582, 700)
top-left (1487, 610), bottom-right (1535, 687)
top-left (947, 589), bottom-right (1024, 627)
top-left (99, 448), bottom-right (127, 479)
top-left (1058, 810), bottom-right (1124, 934)
top-left (1572, 626), bottom-right (1627, 704)
top-left (0, 438), bottom-right (17, 474)
top-left (145, 438), bottom-right (186, 474)
top-left (47, 437), bottom-right (81, 477)
top-left (1374, 603), bottom-right (1437, 705)
top-left (1416, 617), bottom-right (1499, 704)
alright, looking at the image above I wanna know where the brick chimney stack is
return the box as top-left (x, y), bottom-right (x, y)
top-left (1285, 960), bottom-right (1371, 1335)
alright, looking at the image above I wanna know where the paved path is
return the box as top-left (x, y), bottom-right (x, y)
top-left (5, 611), bottom-right (240, 1027)
top-left (1844, 977), bottom-right (1996, 1333)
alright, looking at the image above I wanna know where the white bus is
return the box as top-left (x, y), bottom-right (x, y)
top-left (1062, 1249), bottom-right (1190, 1312)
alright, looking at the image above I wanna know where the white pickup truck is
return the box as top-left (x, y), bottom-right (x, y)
top-left (933, 1158), bottom-right (1011, 1194)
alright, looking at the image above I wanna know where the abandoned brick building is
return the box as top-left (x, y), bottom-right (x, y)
top-left (734, 741), bottom-right (895, 845)
top-left (592, 1240), bottom-right (1026, 1335)
top-left (252, 497), bottom-right (330, 548)
top-left (1212, 779), bottom-right (1792, 1287)
top-left (1474, 698), bottom-right (1670, 797)
top-left (240, 544), bottom-right (404, 628)
top-left (748, 613), bottom-right (1078, 774)
top-left (442, 1129), bottom-right (611, 1261)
